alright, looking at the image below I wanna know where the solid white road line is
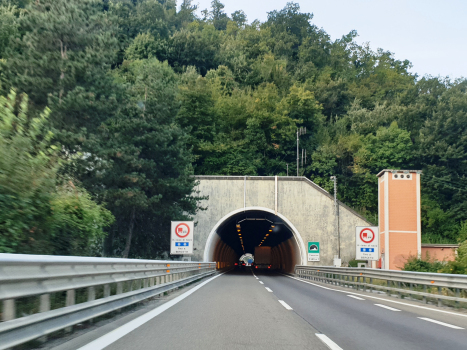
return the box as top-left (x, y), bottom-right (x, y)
top-left (418, 317), bottom-right (464, 329)
top-left (77, 273), bottom-right (225, 350)
top-left (375, 304), bottom-right (401, 312)
top-left (278, 300), bottom-right (293, 310)
top-left (265, 287), bottom-right (273, 292)
top-left (259, 281), bottom-right (264, 284)
top-left (283, 274), bottom-right (467, 319)
top-left (347, 295), bottom-right (365, 300)
top-left (315, 333), bottom-right (343, 350)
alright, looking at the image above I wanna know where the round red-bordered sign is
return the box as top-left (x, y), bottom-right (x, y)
top-left (175, 223), bottom-right (190, 238)
top-left (360, 228), bottom-right (375, 244)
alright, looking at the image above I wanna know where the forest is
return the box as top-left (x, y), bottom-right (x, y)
top-left (1, 0), bottom-right (466, 265)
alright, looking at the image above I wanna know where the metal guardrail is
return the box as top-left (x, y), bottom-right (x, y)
top-left (295, 265), bottom-right (467, 307)
top-left (0, 254), bottom-right (216, 349)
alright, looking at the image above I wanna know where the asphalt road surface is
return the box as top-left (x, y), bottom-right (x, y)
top-left (74, 269), bottom-right (467, 350)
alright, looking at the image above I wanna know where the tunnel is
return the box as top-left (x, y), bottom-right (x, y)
top-left (203, 209), bottom-right (305, 273)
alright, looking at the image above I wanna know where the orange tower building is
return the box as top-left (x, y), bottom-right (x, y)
top-left (377, 169), bottom-right (422, 270)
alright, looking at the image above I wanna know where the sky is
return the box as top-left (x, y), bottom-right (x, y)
top-left (189, 0), bottom-right (466, 79)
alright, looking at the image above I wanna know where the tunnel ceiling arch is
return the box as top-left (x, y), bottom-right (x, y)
top-left (216, 210), bottom-right (294, 256)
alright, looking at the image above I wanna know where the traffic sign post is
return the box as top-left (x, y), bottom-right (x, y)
top-left (308, 242), bottom-right (320, 262)
top-left (170, 221), bottom-right (194, 255)
top-left (355, 226), bottom-right (379, 261)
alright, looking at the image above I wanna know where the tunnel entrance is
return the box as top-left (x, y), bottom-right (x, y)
top-left (204, 208), bottom-right (306, 273)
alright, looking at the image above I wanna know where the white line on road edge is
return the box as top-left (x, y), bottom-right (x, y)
top-left (259, 281), bottom-right (264, 284)
top-left (278, 300), bottom-right (293, 310)
top-left (315, 334), bottom-right (343, 350)
top-left (418, 317), bottom-right (464, 329)
top-left (347, 295), bottom-right (365, 300)
top-left (265, 287), bottom-right (273, 292)
top-left (77, 272), bottom-right (225, 350)
top-left (374, 304), bottom-right (400, 311)
top-left (283, 274), bottom-right (467, 319)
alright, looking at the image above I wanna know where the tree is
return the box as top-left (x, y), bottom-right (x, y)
top-left (101, 59), bottom-right (199, 258)
top-left (0, 89), bottom-right (113, 254)
top-left (231, 10), bottom-right (247, 27)
top-left (210, 0), bottom-right (229, 31)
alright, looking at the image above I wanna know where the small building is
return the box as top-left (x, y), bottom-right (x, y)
top-left (421, 243), bottom-right (458, 262)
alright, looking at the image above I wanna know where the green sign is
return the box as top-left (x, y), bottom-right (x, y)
top-left (308, 242), bottom-right (320, 254)
top-left (308, 242), bottom-right (320, 262)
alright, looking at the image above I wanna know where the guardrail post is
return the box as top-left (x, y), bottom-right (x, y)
top-left (2, 299), bottom-right (15, 321)
top-left (143, 279), bottom-right (148, 289)
top-left (104, 284), bottom-right (111, 298)
top-left (397, 282), bottom-right (401, 298)
top-left (150, 277), bottom-right (155, 287)
top-left (362, 276), bottom-right (366, 292)
top-left (116, 282), bottom-right (123, 295)
top-left (369, 278), bottom-right (373, 293)
top-left (88, 286), bottom-right (96, 301)
top-left (386, 280), bottom-right (391, 296)
top-left (66, 289), bottom-right (75, 306)
top-left (456, 288), bottom-right (460, 307)
top-left (437, 287), bottom-right (443, 307)
top-left (40, 294), bottom-right (50, 312)
top-left (423, 285), bottom-right (427, 304)
top-left (37, 294), bottom-right (51, 342)
top-left (65, 289), bottom-right (75, 332)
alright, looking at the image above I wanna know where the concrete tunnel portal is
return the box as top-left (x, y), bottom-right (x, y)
top-left (203, 208), bottom-right (306, 273)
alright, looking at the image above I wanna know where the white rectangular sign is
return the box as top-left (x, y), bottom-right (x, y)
top-left (356, 226), bottom-right (379, 261)
top-left (170, 221), bottom-right (194, 255)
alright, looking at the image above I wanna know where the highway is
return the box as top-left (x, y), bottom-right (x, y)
top-left (69, 269), bottom-right (467, 350)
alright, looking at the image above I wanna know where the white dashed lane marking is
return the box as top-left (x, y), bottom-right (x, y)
top-left (347, 295), bottom-right (365, 300)
top-left (375, 304), bottom-right (400, 312)
top-left (315, 333), bottom-right (343, 350)
top-left (418, 317), bottom-right (464, 329)
top-left (259, 281), bottom-right (264, 284)
top-left (265, 287), bottom-right (273, 292)
top-left (278, 300), bottom-right (293, 310)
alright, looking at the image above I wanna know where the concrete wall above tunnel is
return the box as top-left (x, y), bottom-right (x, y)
top-left (191, 176), bottom-right (372, 271)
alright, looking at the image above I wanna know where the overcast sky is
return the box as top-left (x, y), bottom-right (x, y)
top-left (189, 0), bottom-right (466, 79)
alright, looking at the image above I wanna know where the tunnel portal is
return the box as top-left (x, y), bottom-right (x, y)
top-left (192, 176), bottom-right (372, 271)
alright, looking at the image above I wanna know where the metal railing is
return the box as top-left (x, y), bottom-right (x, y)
top-left (295, 265), bottom-right (467, 307)
top-left (0, 254), bottom-right (216, 349)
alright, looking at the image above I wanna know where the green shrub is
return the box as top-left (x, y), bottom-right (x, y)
top-left (402, 254), bottom-right (444, 273)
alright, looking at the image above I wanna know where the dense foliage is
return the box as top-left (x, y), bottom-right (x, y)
top-left (1, 0), bottom-right (466, 258)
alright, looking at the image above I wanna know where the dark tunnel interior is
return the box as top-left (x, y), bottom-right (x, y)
top-left (210, 210), bottom-right (303, 273)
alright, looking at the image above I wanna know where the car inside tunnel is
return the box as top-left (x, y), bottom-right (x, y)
top-left (207, 210), bottom-right (303, 273)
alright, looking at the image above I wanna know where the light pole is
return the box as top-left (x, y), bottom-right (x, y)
top-left (297, 127), bottom-right (306, 176)
top-left (330, 176), bottom-right (340, 259)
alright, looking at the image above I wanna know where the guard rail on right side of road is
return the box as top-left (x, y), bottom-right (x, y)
top-left (295, 265), bottom-right (467, 307)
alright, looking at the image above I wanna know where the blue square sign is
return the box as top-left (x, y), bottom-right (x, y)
top-left (175, 242), bottom-right (189, 247)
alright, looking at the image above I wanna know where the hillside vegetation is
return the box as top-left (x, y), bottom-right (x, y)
top-left (1, 0), bottom-right (466, 259)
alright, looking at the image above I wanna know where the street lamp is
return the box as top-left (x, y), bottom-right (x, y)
top-left (297, 127), bottom-right (306, 176)
top-left (330, 176), bottom-right (340, 261)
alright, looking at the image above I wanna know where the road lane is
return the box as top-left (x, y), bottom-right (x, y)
top-left (257, 271), bottom-right (467, 350)
top-left (97, 270), bottom-right (328, 350)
